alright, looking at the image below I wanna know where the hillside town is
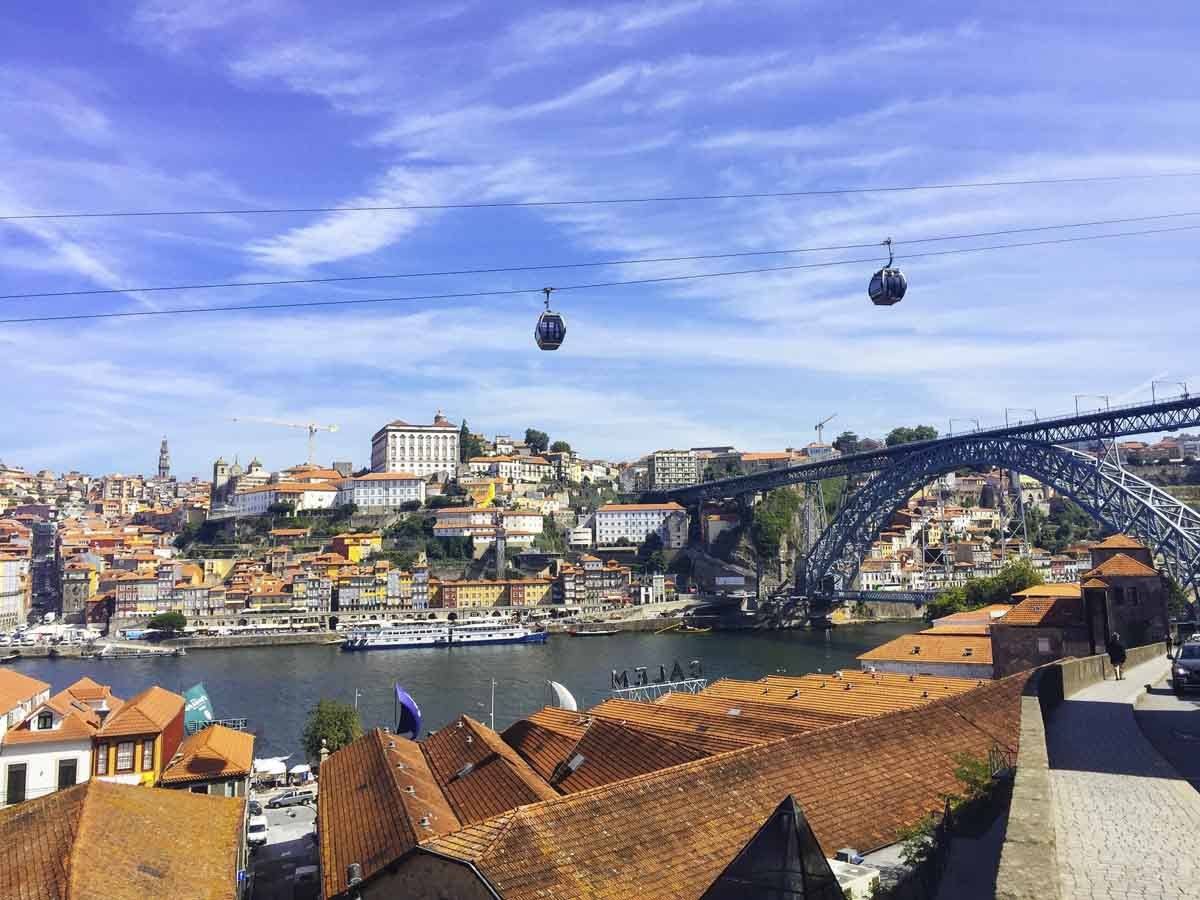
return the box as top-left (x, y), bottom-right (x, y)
top-left (2, 412), bottom-right (1195, 641)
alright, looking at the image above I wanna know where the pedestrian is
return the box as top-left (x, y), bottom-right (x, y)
top-left (1106, 631), bottom-right (1127, 680)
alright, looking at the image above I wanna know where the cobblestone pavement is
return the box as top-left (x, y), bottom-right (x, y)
top-left (1046, 656), bottom-right (1200, 899)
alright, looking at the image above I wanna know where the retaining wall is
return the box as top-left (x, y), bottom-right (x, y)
top-left (163, 632), bottom-right (338, 650)
top-left (994, 642), bottom-right (1166, 899)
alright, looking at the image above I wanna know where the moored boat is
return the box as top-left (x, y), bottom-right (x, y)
top-left (342, 620), bottom-right (547, 651)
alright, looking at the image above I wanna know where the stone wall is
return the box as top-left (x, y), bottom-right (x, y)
top-left (991, 625), bottom-right (1091, 679)
top-left (994, 642), bottom-right (1167, 899)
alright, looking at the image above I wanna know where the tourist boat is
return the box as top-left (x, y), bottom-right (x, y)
top-left (0, 651), bottom-right (19, 664)
top-left (341, 621), bottom-right (548, 651)
top-left (677, 624), bottom-right (712, 634)
top-left (569, 626), bottom-right (620, 636)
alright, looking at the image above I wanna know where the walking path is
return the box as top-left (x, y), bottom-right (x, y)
top-left (1046, 656), bottom-right (1200, 899)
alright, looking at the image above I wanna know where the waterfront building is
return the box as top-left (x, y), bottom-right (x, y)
top-left (594, 502), bottom-right (688, 549)
top-left (435, 578), bottom-right (553, 609)
top-left (336, 471), bottom-right (425, 511)
top-left (160, 724), bottom-right (254, 797)
top-left (558, 555), bottom-right (631, 605)
top-left (0, 677), bottom-right (121, 807)
top-left (92, 686), bottom-right (185, 786)
top-left (858, 631), bottom-right (995, 678)
top-left (60, 561), bottom-right (98, 623)
top-left (649, 449), bottom-right (699, 491)
top-left (0, 779), bottom-right (247, 899)
top-left (371, 411), bottom-right (460, 478)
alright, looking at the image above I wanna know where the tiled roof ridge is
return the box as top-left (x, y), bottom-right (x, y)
top-left (373, 729), bottom-right (421, 850)
top-left (65, 781), bottom-right (105, 897)
top-left (447, 672), bottom-right (1027, 846)
top-left (423, 809), bottom-right (518, 860)
top-left (460, 715), bottom-right (558, 802)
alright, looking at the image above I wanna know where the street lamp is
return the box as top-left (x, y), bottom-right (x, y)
top-left (1074, 394), bottom-right (1110, 415)
top-left (1004, 407), bottom-right (1037, 427)
top-left (354, 689), bottom-right (362, 711)
top-left (948, 417), bottom-right (981, 436)
top-left (1152, 380), bottom-right (1189, 403)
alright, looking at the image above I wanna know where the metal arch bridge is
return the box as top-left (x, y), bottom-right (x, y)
top-left (648, 396), bottom-right (1200, 597)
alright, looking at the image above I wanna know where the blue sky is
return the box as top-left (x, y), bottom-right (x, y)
top-left (2, 1), bottom-right (1199, 478)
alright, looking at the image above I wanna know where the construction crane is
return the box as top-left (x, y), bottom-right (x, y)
top-left (231, 417), bottom-right (339, 466)
top-left (814, 413), bottom-right (837, 445)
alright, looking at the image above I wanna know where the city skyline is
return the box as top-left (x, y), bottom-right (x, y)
top-left (3, 1), bottom-right (1200, 474)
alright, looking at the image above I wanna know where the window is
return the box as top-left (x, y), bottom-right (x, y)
top-left (142, 740), bottom-right (155, 771)
top-left (37, 711), bottom-right (52, 730)
top-left (6, 764), bottom-right (27, 805)
top-left (95, 746), bottom-right (108, 775)
top-left (190, 784), bottom-right (209, 794)
top-left (1037, 637), bottom-right (1053, 654)
top-left (116, 741), bottom-right (134, 772)
top-left (58, 759), bottom-right (77, 789)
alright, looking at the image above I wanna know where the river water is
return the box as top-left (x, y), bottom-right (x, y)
top-left (15, 621), bottom-right (918, 755)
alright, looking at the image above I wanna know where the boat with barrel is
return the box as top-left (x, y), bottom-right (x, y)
top-left (341, 620), bottom-right (547, 651)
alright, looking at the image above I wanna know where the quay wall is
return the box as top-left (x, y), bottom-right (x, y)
top-left (164, 632), bottom-right (338, 650)
top-left (849, 600), bottom-right (926, 620)
top-left (546, 617), bottom-right (682, 634)
top-left (995, 642), bottom-right (1166, 900)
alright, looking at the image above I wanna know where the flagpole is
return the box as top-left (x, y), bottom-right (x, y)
top-left (490, 678), bottom-right (496, 731)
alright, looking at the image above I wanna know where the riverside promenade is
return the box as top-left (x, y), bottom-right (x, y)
top-left (1046, 654), bottom-right (1200, 900)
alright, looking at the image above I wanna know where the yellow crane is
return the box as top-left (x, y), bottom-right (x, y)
top-left (231, 416), bottom-right (339, 466)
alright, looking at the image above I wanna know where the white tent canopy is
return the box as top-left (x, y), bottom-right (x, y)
top-left (288, 763), bottom-right (312, 776)
top-left (253, 756), bottom-right (290, 776)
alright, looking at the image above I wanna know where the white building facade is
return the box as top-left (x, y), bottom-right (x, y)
top-left (649, 450), bottom-right (699, 491)
top-left (229, 483), bottom-right (338, 517)
top-left (594, 503), bottom-right (689, 549)
top-left (0, 555), bottom-right (29, 631)
top-left (371, 412), bottom-right (460, 479)
top-left (336, 473), bottom-right (426, 511)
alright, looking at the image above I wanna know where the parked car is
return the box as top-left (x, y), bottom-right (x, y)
top-left (248, 799), bottom-right (263, 816)
top-left (1172, 642), bottom-right (1200, 695)
top-left (266, 789), bottom-right (315, 809)
top-left (247, 815), bottom-right (270, 848)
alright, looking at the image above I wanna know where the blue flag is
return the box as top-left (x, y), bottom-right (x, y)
top-left (394, 684), bottom-right (422, 739)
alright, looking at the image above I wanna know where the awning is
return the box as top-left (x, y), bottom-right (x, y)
top-left (253, 756), bottom-right (290, 776)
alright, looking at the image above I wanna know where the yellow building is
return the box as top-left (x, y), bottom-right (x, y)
top-left (331, 532), bottom-right (383, 563)
top-left (93, 686), bottom-right (185, 787)
top-left (435, 578), bottom-right (554, 609)
top-left (459, 478), bottom-right (500, 508)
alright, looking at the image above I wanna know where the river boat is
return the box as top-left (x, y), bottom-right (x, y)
top-left (569, 627), bottom-right (620, 636)
top-left (342, 621), bottom-right (548, 651)
top-left (0, 651), bottom-right (19, 664)
top-left (677, 625), bottom-right (712, 634)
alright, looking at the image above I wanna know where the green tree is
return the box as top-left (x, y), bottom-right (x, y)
top-left (924, 559), bottom-right (1043, 621)
top-left (549, 440), bottom-right (572, 454)
top-left (1166, 577), bottom-right (1193, 620)
top-left (885, 425), bottom-right (939, 447)
top-left (147, 611), bottom-right (186, 634)
top-left (302, 699), bottom-right (363, 759)
top-left (751, 488), bottom-right (803, 560)
top-left (460, 421), bottom-right (484, 462)
top-left (832, 431), bottom-right (859, 455)
top-left (524, 428), bottom-right (550, 454)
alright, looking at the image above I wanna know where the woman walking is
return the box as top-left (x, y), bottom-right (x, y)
top-left (1106, 631), bottom-right (1127, 680)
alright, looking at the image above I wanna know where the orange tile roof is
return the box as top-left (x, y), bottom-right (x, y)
top-left (1000, 596), bottom-right (1085, 628)
top-left (933, 604), bottom-right (1012, 624)
top-left (422, 716), bottom-right (557, 825)
top-left (551, 718), bottom-right (706, 794)
top-left (1011, 583), bottom-right (1082, 600)
top-left (921, 624), bottom-right (992, 636)
top-left (702, 672), bottom-right (980, 719)
top-left (0, 669), bottom-right (49, 715)
top-left (597, 502), bottom-right (686, 512)
top-left (1082, 578), bottom-right (1109, 589)
top-left (160, 725), bottom-right (255, 785)
top-left (1094, 533), bottom-right (1146, 550)
top-left (1084, 552), bottom-right (1159, 579)
top-left (500, 710), bottom-right (589, 782)
top-left (423, 673), bottom-right (1032, 900)
top-left (97, 685), bottom-right (183, 738)
top-left (858, 634), bottom-right (993, 666)
top-left (0, 780), bottom-right (243, 900)
top-left (319, 729), bottom-right (461, 900)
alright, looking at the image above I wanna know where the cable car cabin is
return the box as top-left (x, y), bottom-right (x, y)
top-left (535, 310), bottom-right (566, 350)
top-left (868, 267), bottom-right (906, 306)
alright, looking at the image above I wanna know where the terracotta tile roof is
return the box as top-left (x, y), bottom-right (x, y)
top-left (423, 673), bottom-right (1032, 900)
top-left (97, 685), bottom-right (183, 738)
top-left (702, 672), bottom-right (980, 719)
top-left (1082, 578), bottom-right (1109, 589)
top-left (0, 780), bottom-right (243, 900)
top-left (422, 716), bottom-right (558, 825)
top-left (933, 604), bottom-right (1012, 623)
top-left (0, 669), bottom-right (49, 715)
top-left (919, 624), bottom-right (993, 636)
top-left (2, 682), bottom-right (120, 745)
top-left (858, 634), bottom-right (993, 666)
top-left (500, 710), bottom-right (589, 782)
top-left (1011, 583), bottom-right (1082, 600)
top-left (319, 729), bottom-right (460, 900)
top-left (551, 718), bottom-right (707, 794)
top-left (1094, 534), bottom-right (1146, 550)
top-left (58, 677), bottom-right (114, 705)
top-left (1000, 595), bottom-right (1085, 628)
top-left (160, 725), bottom-right (255, 784)
top-left (596, 503), bottom-right (686, 512)
top-left (1083, 552), bottom-right (1159, 579)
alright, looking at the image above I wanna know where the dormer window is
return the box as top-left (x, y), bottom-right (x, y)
top-left (37, 711), bottom-right (52, 730)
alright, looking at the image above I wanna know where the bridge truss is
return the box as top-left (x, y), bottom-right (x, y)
top-left (798, 438), bottom-right (1200, 596)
